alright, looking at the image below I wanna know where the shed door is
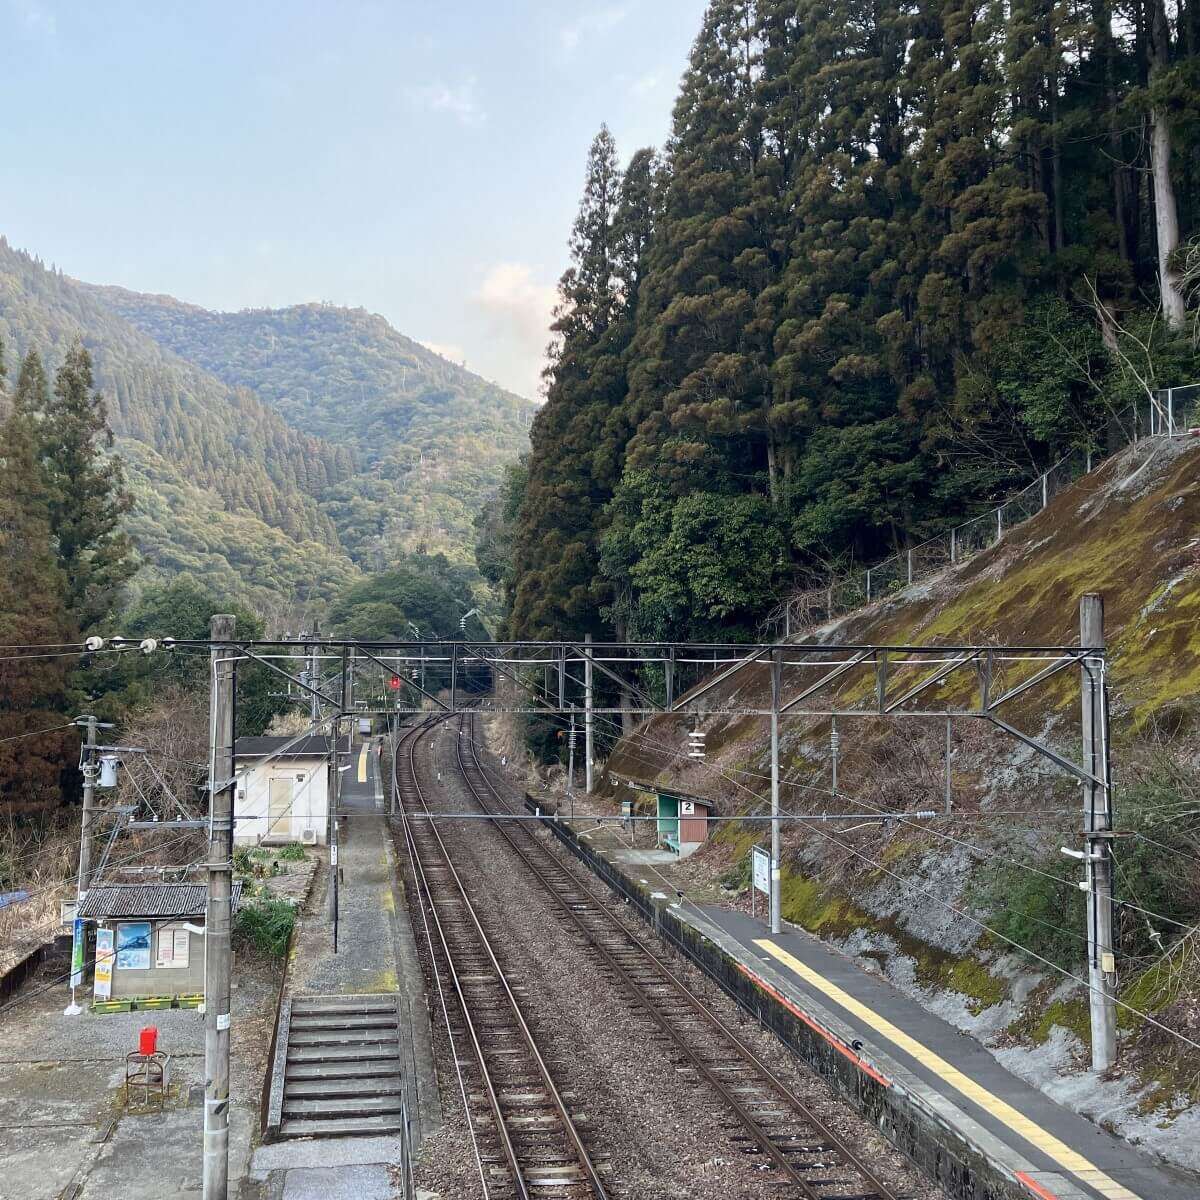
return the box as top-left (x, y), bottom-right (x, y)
top-left (268, 776), bottom-right (292, 838)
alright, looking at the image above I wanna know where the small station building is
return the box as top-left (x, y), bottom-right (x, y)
top-left (614, 776), bottom-right (716, 858)
top-left (76, 881), bottom-right (243, 1003)
top-left (233, 735), bottom-right (348, 846)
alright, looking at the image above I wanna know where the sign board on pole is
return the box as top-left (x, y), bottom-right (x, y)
top-left (751, 845), bottom-right (770, 896)
top-left (69, 918), bottom-right (85, 988)
top-left (93, 927), bottom-right (114, 1000)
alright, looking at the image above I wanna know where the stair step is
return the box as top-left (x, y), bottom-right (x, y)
top-left (287, 1044), bottom-right (402, 1064)
top-left (284, 1076), bottom-right (403, 1099)
top-left (280, 1115), bottom-right (405, 1139)
top-left (289, 1028), bottom-right (399, 1046)
top-left (284, 1095), bottom-right (405, 1118)
top-left (285, 1060), bottom-right (404, 1081)
top-left (292, 997), bottom-right (396, 1015)
top-left (290, 1013), bottom-right (397, 1031)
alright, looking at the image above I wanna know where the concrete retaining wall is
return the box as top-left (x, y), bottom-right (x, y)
top-left (527, 796), bottom-right (1060, 1200)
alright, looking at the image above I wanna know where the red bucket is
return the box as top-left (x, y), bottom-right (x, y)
top-left (138, 1026), bottom-right (158, 1056)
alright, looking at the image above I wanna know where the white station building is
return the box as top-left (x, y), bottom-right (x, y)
top-left (233, 735), bottom-right (347, 846)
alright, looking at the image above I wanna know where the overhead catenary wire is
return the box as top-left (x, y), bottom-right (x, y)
top-left (478, 690), bottom-right (1200, 1055)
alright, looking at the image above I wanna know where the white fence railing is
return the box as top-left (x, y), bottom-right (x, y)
top-left (767, 384), bottom-right (1198, 638)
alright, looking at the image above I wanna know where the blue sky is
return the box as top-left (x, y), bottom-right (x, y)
top-left (0, 0), bottom-right (705, 399)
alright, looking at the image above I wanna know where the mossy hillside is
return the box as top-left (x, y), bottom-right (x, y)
top-left (772, 860), bottom-right (1006, 1012)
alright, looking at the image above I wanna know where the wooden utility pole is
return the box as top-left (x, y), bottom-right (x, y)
top-left (76, 714), bottom-right (98, 897)
top-left (1081, 594), bottom-right (1117, 1071)
top-left (203, 614), bottom-right (236, 1200)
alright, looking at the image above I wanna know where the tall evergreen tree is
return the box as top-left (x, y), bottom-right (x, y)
top-left (30, 344), bottom-right (134, 629)
top-left (509, 129), bottom-right (656, 641)
top-left (0, 393), bottom-right (76, 817)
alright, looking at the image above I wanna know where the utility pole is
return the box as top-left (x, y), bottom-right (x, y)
top-left (330, 647), bottom-right (347, 946)
top-left (308, 620), bottom-right (320, 724)
top-left (203, 614), bottom-right (236, 1200)
top-left (584, 634), bottom-right (594, 794)
top-left (567, 708), bottom-right (576, 819)
top-left (76, 714), bottom-right (99, 898)
top-left (1081, 593), bottom-right (1117, 1072)
top-left (770, 650), bottom-right (782, 934)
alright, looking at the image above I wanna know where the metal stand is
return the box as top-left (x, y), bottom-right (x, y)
top-left (126, 1051), bottom-right (171, 1110)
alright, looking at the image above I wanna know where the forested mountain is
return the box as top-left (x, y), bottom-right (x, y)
top-left (83, 287), bottom-right (536, 566)
top-left (0, 239), bottom-right (355, 608)
top-left (500, 0), bottom-right (1200, 647)
top-left (0, 238), bottom-right (535, 609)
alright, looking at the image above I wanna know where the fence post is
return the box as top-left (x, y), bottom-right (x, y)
top-left (950, 527), bottom-right (957, 565)
top-left (1168, 388), bottom-right (1174, 436)
top-left (1087, 448), bottom-right (1093, 473)
top-left (1041, 472), bottom-right (1048, 508)
top-left (906, 550), bottom-right (913, 586)
top-left (866, 570), bottom-right (872, 603)
top-left (827, 584), bottom-right (834, 616)
top-left (997, 507), bottom-right (1003, 541)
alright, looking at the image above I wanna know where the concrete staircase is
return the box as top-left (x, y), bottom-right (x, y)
top-left (277, 993), bottom-right (407, 1138)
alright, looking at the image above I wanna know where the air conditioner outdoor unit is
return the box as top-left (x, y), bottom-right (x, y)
top-left (300, 828), bottom-right (318, 845)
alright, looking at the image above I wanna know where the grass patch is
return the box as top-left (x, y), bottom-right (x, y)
top-left (233, 897), bottom-right (296, 959)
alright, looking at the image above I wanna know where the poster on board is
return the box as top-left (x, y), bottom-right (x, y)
top-left (116, 921), bottom-right (151, 970)
top-left (94, 927), bottom-right (114, 999)
top-left (751, 845), bottom-right (770, 896)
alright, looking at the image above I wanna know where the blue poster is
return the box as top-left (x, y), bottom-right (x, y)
top-left (115, 921), bottom-right (151, 970)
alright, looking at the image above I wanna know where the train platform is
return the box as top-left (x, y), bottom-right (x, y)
top-left (250, 738), bottom-right (440, 1194)
top-left (545, 809), bottom-right (1200, 1200)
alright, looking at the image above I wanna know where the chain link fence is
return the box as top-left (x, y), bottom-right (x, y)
top-left (765, 384), bottom-right (1196, 639)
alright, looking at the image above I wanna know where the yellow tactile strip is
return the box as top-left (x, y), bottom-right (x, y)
top-left (753, 939), bottom-right (1144, 1200)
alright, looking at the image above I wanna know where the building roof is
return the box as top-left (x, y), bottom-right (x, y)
top-left (234, 735), bottom-right (348, 760)
top-left (76, 881), bottom-right (243, 921)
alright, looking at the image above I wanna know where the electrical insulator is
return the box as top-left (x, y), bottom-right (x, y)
top-left (687, 729), bottom-right (706, 760)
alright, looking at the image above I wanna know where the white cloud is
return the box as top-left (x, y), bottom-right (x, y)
top-left (419, 340), bottom-right (467, 365)
top-left (472, 262), bottom-right (558, 398)
top-left (405, 77), bottom-right (485, 126)
top-left (630, 71), bottom-right (661, 98)
top-left (559, 5), bottom-right (629, 54)
top-left (11, 0), bottom-right (57, 36)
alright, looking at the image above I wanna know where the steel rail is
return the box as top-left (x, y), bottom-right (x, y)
top-left (453, 712), bottom-right (902, 1200)
top-left (395, 714), bottom-right (609, 1200)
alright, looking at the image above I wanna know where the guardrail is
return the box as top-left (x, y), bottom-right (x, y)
top-left (767, 384), bottom-right (1197, 637)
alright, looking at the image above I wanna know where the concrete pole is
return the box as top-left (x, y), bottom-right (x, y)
top-left (203, 614), bottom-right (236, 1200)
top-left (308, 620), bottom-right (320, 724)
top-left (584, 634), bottom-right (594, 794)
top-left (567, 708), bottom-right (576, 819)
top-left (1081, 593), bottom-right (1117, 1072)
top-left (944, 719), bottom-right (953, 814)
top-left (76, 714), bottom-right (98, 898)
top-left (830, 716), bottom-right (839, 795)
top-left (770, 650), bottom-right (782, 935)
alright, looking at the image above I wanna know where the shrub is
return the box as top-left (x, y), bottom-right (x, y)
top-left (275, 843), bottom-right (308, 862)
top-left (233, 898), bottom-right (296, 959)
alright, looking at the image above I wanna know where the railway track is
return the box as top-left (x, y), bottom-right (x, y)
top-left (449, 711), bottom-right (904, 1200)
top-left (393, 717), bottom-right (612, 1200)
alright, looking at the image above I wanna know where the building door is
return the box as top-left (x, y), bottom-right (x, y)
top-left (268, 776), bottom-right (292, 839)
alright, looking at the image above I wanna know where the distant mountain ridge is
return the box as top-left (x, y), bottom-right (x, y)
top-left (0, 236), bottom-right (533, 608)
top-left (0, 238), bottom-right (356, 608)
top-left (82, 287), bottom-right (536, 566)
